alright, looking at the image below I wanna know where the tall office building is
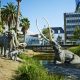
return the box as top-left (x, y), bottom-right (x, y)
top-left (64, 0), bottom-right (80, 44)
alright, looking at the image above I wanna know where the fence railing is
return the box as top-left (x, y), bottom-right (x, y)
top-left (26, 45), bottom-right (54, 53)
top-left (25, 44), bottom-right (79, 52)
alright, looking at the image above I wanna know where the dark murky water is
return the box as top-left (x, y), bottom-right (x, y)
top-left (40, 60), bottom-right (80, 80)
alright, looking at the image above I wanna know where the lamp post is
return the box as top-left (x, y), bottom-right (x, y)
top-left (16, 0), bottom-right (22, 33)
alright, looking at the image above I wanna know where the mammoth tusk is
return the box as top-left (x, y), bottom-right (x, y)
top-left (36, 18), bottom-right (61, 48)
top-left (36, 19), bottom-right (50, 42)
top-left (42, 17), bottom-right (53, 42)
top-left (42, 18), bottom-right (62, 48)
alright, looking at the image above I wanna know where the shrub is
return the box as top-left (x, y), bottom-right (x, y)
top-left (68, 46), bottom-right (80, 56)
top-left (14, 54), bottom-right (64, 80)
top-left (15, 64), bottom-right (30, 80)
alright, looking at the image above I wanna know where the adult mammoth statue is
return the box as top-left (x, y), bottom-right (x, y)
top-left (0, 29), bottom-right (27, 59)
top-left (0, 32), bottom-right (13, 57)
top-left (36, 18), bottom-right (77, 64)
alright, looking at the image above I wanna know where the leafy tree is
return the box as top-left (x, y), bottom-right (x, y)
top-left (56, 35), bottom-right (62, 44)
top-left (20, 18), bottom-right (30, 42)
top-left (42, 27), bottom-right (53, 40)
top-left (1, 2), bottom-right (17, 31)
top-left (73, 26), bottom-right (80, 40)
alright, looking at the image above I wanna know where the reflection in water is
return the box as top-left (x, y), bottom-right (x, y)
top-left (40, 60), bottom-right (80, 80)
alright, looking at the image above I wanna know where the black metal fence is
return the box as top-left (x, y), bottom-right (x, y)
top-left (25, 44), bottom-right (79, 52)
top-left (26, 45), bottom-right (54, 52)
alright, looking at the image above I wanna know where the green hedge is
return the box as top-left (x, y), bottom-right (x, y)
top-left (68, 46), bottom-right (80, 56)
top-left (14, 54), bottom-right (64, 80)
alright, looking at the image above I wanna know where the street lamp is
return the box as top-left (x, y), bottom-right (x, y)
top-left (16, 0), bottom-right (22, 33)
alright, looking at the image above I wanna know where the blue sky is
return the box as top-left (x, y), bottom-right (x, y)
top-left (2, 0), bottom-right (76, 33)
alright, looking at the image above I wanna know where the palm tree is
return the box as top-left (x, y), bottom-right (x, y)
top-left (16, 0), bottom-right (22, 33)
top-left (0, 0), bottom-right (3, 33)
top-left (1, 2), bottom-right (17, 31)
top-left (0, 0), bottom-right (1, 22)
top-left (20, 18), bottom-right (30, 42)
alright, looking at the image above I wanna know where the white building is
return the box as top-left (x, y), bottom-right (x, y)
top-left (25, 34), bottom-right (42, 45)
top-left (51, 27), bottom-right (64, 44)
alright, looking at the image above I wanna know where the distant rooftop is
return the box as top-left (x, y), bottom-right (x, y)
top-left (51, 27), bottom-right (64, 34)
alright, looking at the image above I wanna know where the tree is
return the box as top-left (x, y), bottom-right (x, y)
top-left (42, 27), bottom-right (54, 40)
top-left (16, 0), bottom-right (22, 33)
top-left (73, 26), bottom-right (80, 40)
top-left (57, 35), bottom-right (62, 44)
top-left (20, 18), bottom-right (30, 42)
top-left (1, 2), bottom-right (17, 31)
top-left (0, 0), bottom-right (2, 33)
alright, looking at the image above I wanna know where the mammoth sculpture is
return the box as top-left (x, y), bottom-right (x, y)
top-left (36, 18), bottom-right (76, 64)
top-left (50, 41), bottom-right (74, 64)
top-left (0, 32), bottom-right (12, 57)
top-left (0, 29), bottom-right (20, 58)
top-left (0, 29), bottom-right (27, 60)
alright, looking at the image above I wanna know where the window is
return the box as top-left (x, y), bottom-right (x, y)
top-left (58, 30), bottom-right (60, 33)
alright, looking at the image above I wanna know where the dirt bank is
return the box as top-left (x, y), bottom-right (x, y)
top-left (0, 57), bottom-right (19, 80)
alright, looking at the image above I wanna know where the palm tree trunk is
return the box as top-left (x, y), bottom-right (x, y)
top-left (24, 32), bottom-right (26, 42)
top-left (23, 34), bottom-right (26, 51)
top-left (8, 22), bottom-right (11, 31)
top-left (2, 20), bottom-right (4, 28)
top-left (0, 0), bottom-right (1, 22)
top-left (16, 1), bottom-right (20, 33)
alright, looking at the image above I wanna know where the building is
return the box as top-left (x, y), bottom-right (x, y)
top-left (64, 13), bottom-right (80, 44)
top-left (64, 0), bottom-right (80, 44)
top-left (25, 34), bottom-right (42, 45)
top-left (25, 34), bottom-right (50, 46)
top-left (25, 27), bottom-right (64, 45)
top-left (51, 27), bottom-right (64, 44)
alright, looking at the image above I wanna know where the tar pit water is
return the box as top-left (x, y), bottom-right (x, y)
top-left (40, 60), bottom-right (80, 80)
